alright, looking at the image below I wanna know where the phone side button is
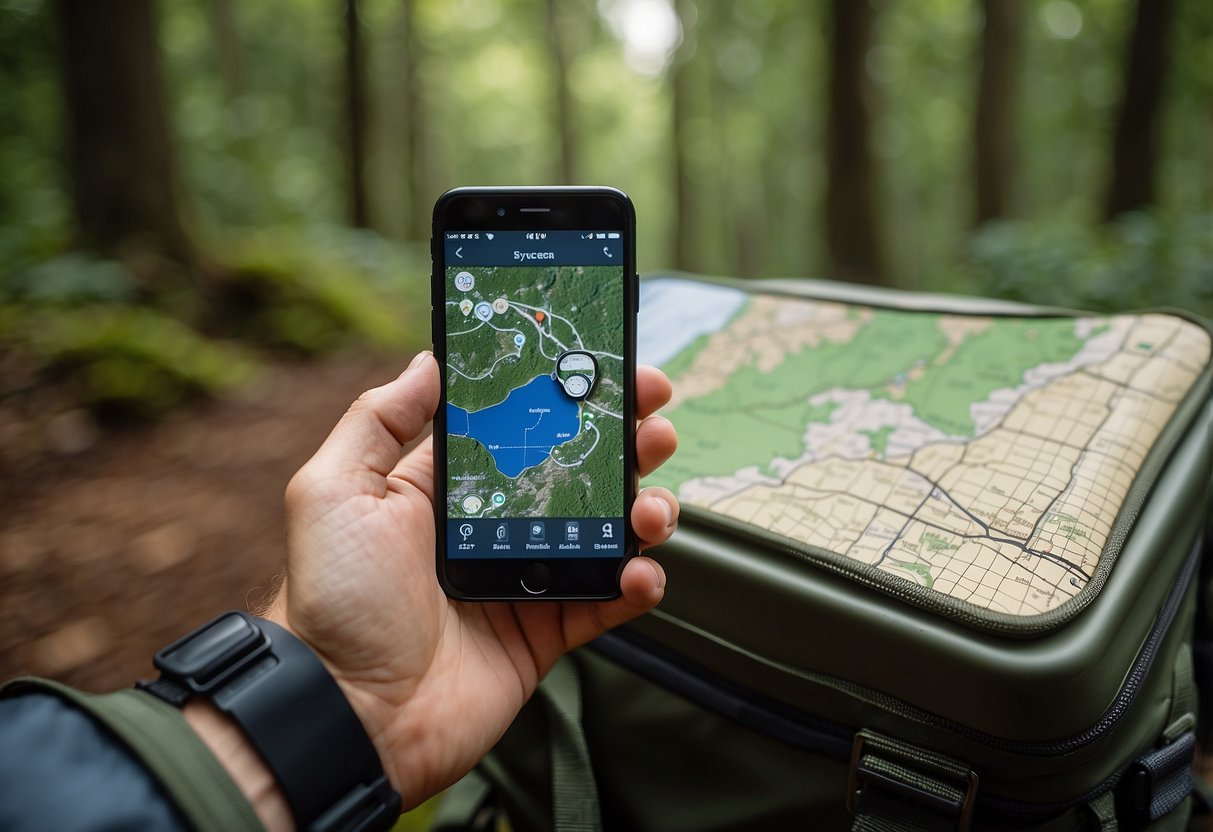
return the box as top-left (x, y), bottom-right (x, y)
top-left (520, 562), bottom-right (551, 595)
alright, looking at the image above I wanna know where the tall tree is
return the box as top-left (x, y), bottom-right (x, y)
top-left (1104, 0), bottom-right (1177, 220)
top-left (401, 0), bottom-right (428, 240)
top-left (56, 0), bottom-right (194, 268)
top-left (823, 0), bottom-right (886, 285)
top-left (973, 0), bottom-right (1023, 226)
top-left (344, 0), bottom-right (371, 227)
top-left (210, 0), bottom-right (246, 108)
top-left (695, 3), bottom-right (733, 274)
top-left (670, 0), bottom-right (696, 272)
top-left (546, 0), bottom-right (577, 184)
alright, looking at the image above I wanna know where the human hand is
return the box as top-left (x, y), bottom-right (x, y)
top-left (266, 352), bottom-right (678, 809)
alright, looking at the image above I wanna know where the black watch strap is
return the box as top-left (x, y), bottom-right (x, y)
top-left (139, 611), bottom-right (401, 832)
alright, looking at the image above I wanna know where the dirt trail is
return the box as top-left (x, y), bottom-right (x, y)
top-left (0, 353), bottom-right (407, 692)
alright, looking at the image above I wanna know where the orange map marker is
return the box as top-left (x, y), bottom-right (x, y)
top-left (535, 311), bottom-right (546, 323)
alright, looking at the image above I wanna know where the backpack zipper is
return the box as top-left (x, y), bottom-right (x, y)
top-left (591, 533), bottom-right (1200, 817)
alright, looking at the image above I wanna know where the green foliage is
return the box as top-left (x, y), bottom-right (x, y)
top-left (1, 252), bottom-right (139, 306)
top-left (0, 295), bottom-right (257, 419)
top-left (210, 225), bottom-right (430, 354)
top-left (0, 226), bottom-right (429, 420)
top-left (940, 212), bottom-right (1213, 317)
top-left (0, 1), bottom-right (67, 237)
top-left (161, 0), bottom-right (346, 229)
top-left (389, 796), bottom-right (439, 832)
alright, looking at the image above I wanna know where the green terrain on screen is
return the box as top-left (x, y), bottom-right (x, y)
top-left (445, 264), bottom-right (625, 519)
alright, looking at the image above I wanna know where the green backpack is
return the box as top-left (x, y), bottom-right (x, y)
top-left (434, 275), bottom-right (1213, 832)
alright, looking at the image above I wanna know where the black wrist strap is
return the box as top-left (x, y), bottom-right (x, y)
top-left (139, 611), bottom-right (401, 832)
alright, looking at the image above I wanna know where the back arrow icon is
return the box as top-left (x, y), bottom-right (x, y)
top-left (455, 246), bottom-right (464, 258)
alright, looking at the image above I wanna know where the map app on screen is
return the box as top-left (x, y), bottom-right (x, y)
top-left (442, 230), bottom-right (626, 559)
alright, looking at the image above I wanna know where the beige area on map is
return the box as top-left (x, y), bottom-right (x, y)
top-left (665, 298), bottom-right (871, 410)
top-left (932, 317), bottom-right (994, 366)
top-left (698, 314), bottom-right (1210, 617)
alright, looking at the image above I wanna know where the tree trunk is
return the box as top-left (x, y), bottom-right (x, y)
top-left (1104, 0), bottom-right (1176, 220)
top-left (735, 198), bottom-right (767, 280)
top-left (973, 0), bottom-right (1023, 226)
top-left (401, 0), bottom-right (428, 240)
top-left (210, 0), bottom-right (245, 107)
top-left (56, 0), bottom-right (194, 267)
top-left (546, 0), bottom-right (577, 184)
top-left (344, 0), bottom-right (371, 228)
top-left (823, 0), bottom-right (886, 285)
top-left (670, 0), bottom-right (696, 272)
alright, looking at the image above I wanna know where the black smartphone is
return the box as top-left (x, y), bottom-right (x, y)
top-left (431, 186), bottom-right (638, 600)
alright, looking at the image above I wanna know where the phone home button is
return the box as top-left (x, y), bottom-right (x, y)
top-left (520, 562), bottom-right (552, 595)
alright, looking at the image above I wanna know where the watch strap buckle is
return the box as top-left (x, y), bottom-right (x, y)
top-left (150, 610), bottom-right (273, 696)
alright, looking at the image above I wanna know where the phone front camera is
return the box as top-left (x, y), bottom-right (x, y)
top-left (496, 208), bottom-right (506, 217)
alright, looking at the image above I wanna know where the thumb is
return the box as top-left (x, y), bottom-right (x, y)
top-left (311, 352), bottom-right (440, 477)
top-left (560, 556), bottom-right (667, 651)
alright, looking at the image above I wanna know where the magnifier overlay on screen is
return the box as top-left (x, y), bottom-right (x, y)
top-left (555, 350), bottom-right (598, 400)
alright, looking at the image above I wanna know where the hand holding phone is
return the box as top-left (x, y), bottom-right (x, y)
top-left (432, 187), bottom-right (639, 600)
top-left (273, 348), bottom-right (677, 809)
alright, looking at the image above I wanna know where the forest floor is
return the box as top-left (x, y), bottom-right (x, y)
top-left (0, 351), bottom-right (411, 693)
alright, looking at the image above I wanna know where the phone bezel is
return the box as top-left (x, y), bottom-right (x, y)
top-left (430, 187), bottom-right (638, 601)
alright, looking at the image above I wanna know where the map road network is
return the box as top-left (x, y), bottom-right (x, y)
top-left (641, 278), bottom-right (1210, 618)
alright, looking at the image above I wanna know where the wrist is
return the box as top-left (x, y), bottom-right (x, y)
top-left (262, 604), bottom-right (405, 800)
top-left (184, 698), bottom-right (293, 832)
top-left (144, 610), bottom-right (402, 829)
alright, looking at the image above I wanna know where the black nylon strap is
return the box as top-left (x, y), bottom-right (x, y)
top-left (1120, 730), bottom-right (1196, 825)
top-left (849, 731), bottom-right (978, 832)
top-left (141, 611), bottom-right (401, 832)
top-left (139, 677), bottom-right (191, 708)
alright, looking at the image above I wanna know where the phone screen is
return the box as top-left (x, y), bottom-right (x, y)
top-left (432, 189), bottom-right (636, 599)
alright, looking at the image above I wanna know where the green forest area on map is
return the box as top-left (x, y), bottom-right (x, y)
top-left (648, 303), bottom-right (1091, 493)
top-left (446, 264), bottom-right (625, 519)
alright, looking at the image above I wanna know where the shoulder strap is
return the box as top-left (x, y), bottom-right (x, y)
top-left (538, 657), bottom-right (603, 832)
top-left (430, 770), bottom-right (496, 832)
top-left (436, 657), bottom-right (602, 832)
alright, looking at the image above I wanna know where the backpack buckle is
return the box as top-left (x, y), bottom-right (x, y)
top-left (848, 731), bottom-right (979, 832)
top-left (1118, 730), bottom-right (1196, 828)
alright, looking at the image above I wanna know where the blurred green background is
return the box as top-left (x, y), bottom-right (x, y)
top-left (0, 0), bottom-right (1209, 827)
top-left (1, 0), bottom-right (1210, 421)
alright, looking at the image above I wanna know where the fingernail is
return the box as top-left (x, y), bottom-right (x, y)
top-left (657, 494), bottom-right (674, 529)
top-left (404, 350), bottom-right (432, 375)
top-left (647, 559), bottom-right (666, 590)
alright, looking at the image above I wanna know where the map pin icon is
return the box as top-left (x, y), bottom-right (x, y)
top-left (556, 350), bottom-right (598, 400)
